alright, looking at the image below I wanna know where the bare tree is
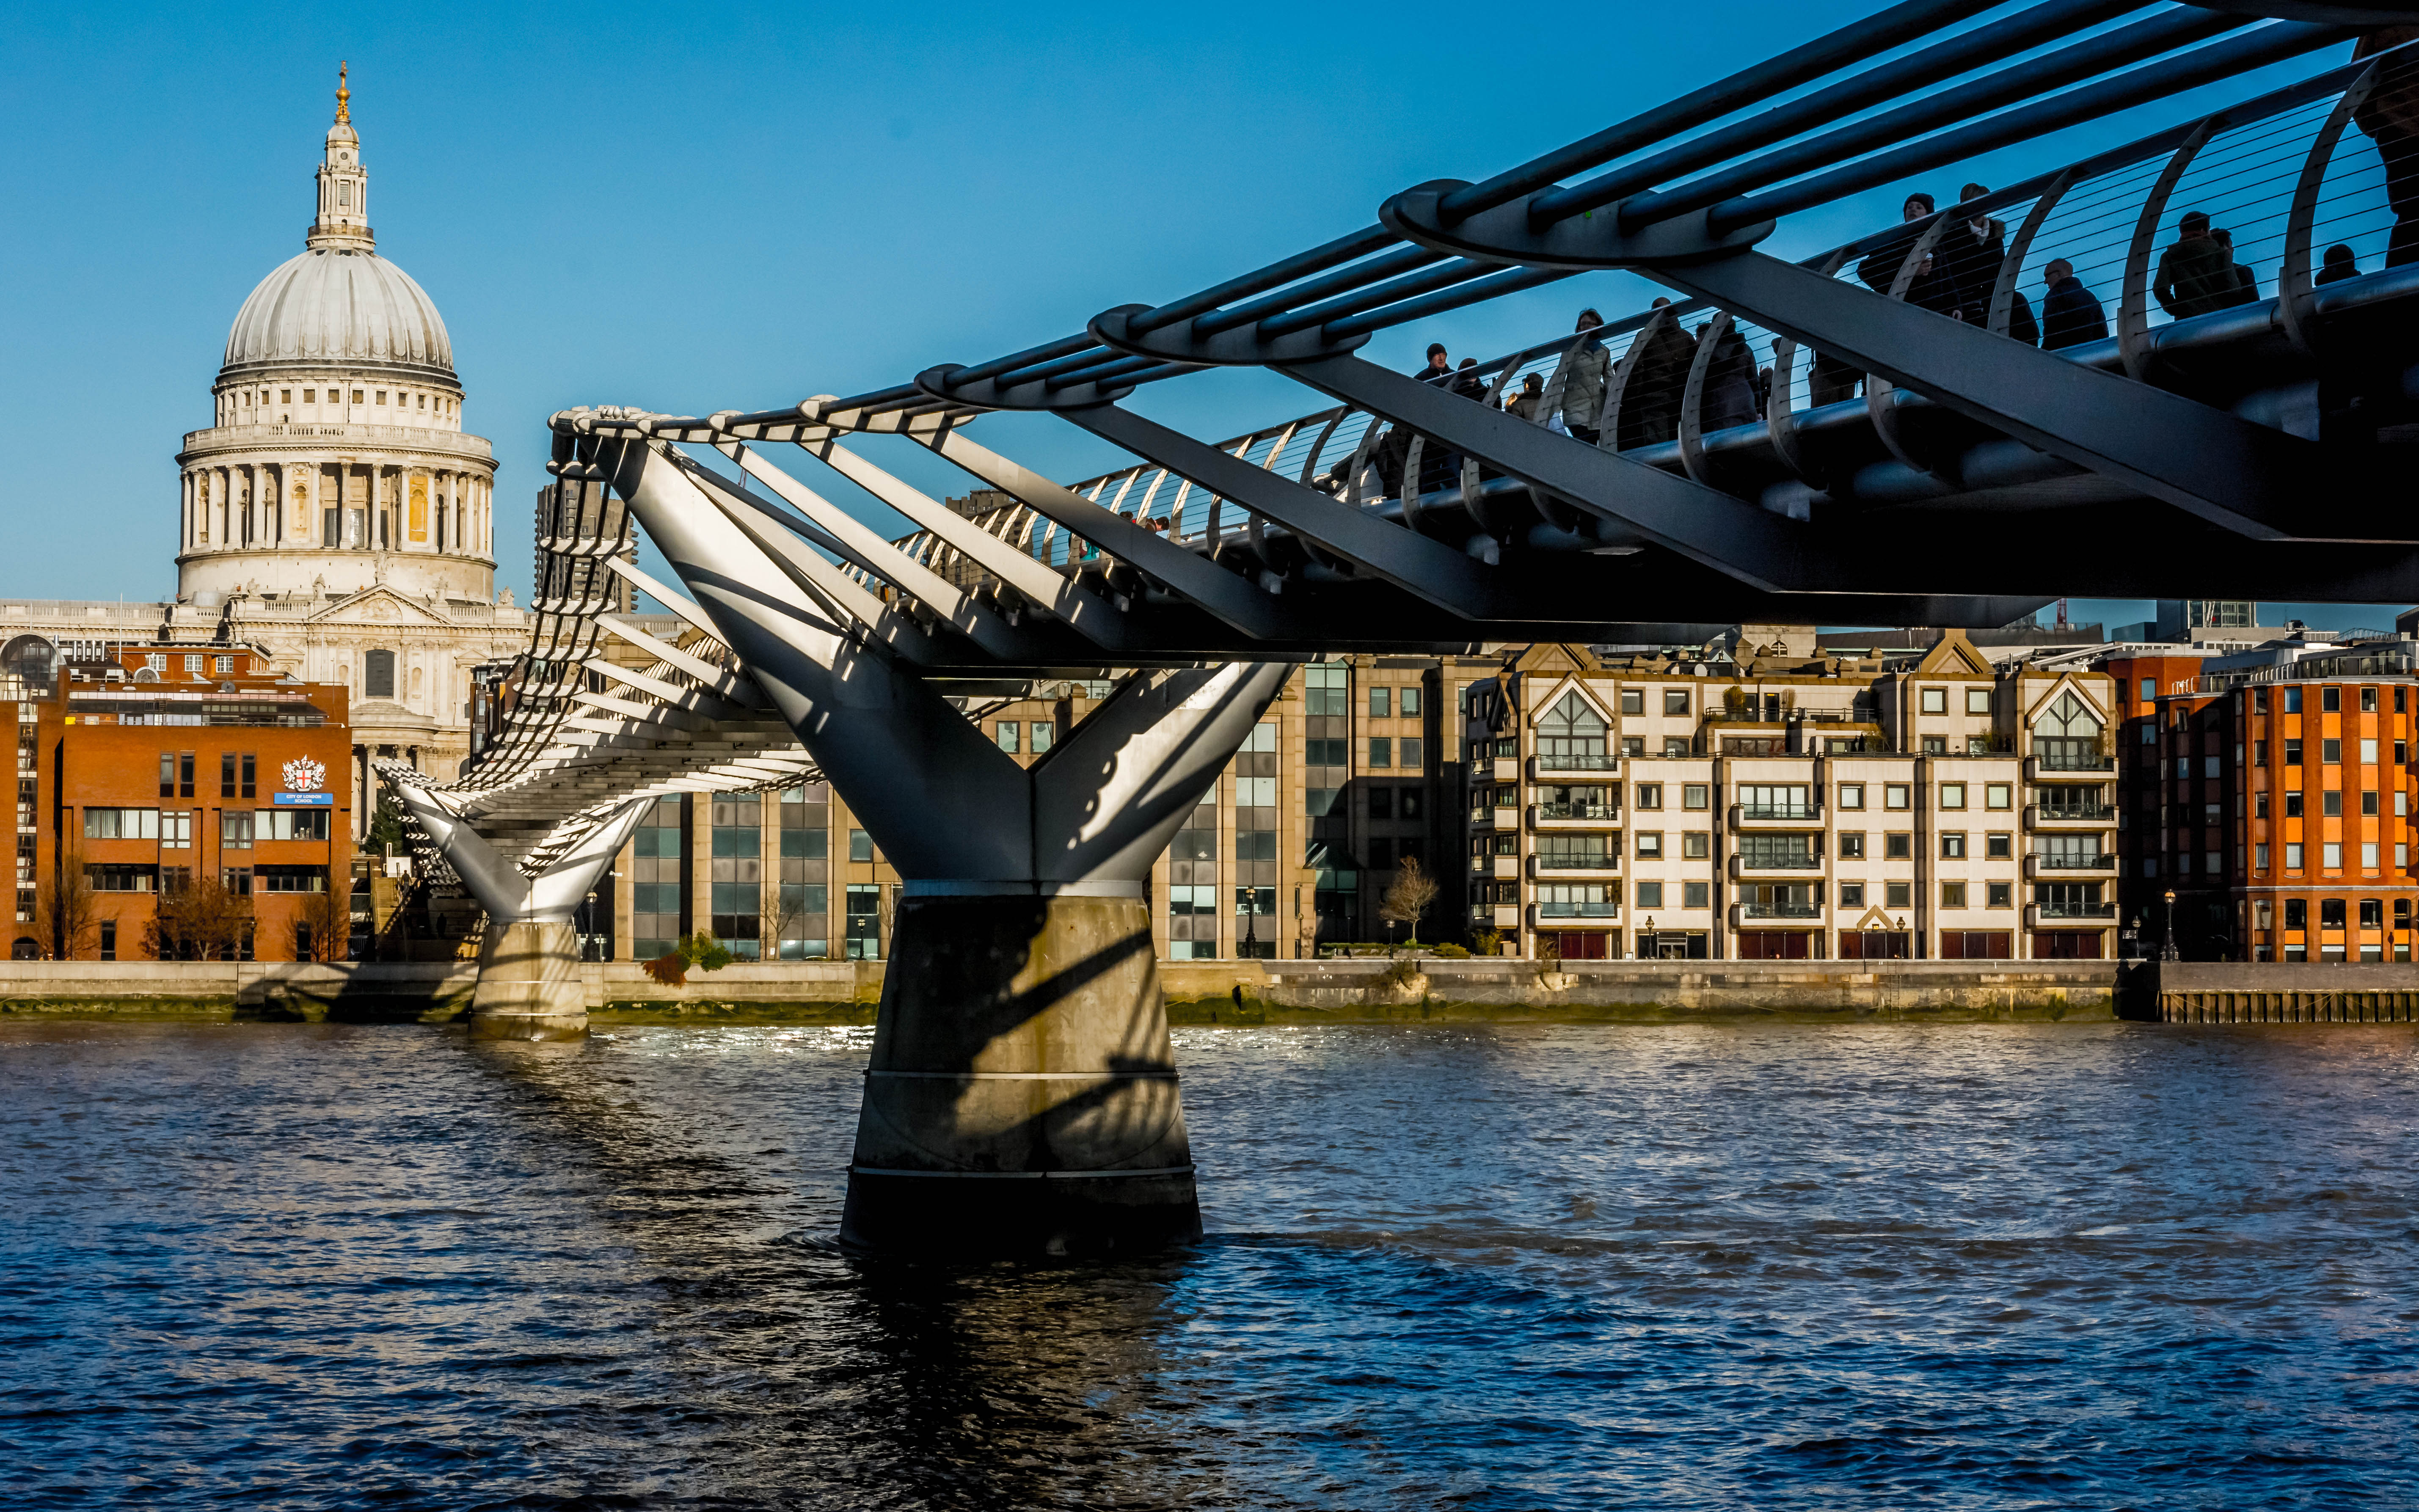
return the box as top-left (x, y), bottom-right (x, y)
top-left (147, 875), bottom-right (249, 961)
top-left (296, 883), bottom-right (352, 962)
top-left (1378, 856), bottom-right (1439, 948)
top-left (36, 842), bottom-right (101, 960)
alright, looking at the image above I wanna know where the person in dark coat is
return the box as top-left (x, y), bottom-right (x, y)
top-left (1808, 350), bottom-right (1862, 406)
top-left (1941, 181), bottom-right (2009, 324)
top-left (1857, 193), bottom-right (1961, 314)
top-left (2153, 211), bottom-right (2237, 318)
top-left (2210, 228), bottom-right (2259, 306)
top-left (2006, 287), bottom-right (2041, 346)
top-left (1414, 342), bottom-right (1452, 384)
top-left (1618, 299), bottom-right (1698, 449)
top-left (2317, 243), bottom-right (2362, 285)
top-left (2040, 259), bottom-right (2108, 350)
top-left (1700, 324), bottom-right (1762, 432)
top-left (2353, 27), bottom-right (2419, 268)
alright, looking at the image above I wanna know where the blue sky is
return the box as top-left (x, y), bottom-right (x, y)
top-left (0, 1), bottom-right (2394, 631)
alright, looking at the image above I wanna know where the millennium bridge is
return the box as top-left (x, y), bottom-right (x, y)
top-left (391, 0), bottom-right (2419, 1254)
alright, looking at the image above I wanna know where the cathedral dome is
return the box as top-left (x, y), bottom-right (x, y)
top-left (222, 247), bottom-right (454, 379)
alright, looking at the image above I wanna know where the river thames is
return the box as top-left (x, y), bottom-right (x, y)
top-left (3, 1019), bottom-right (2415, 1509)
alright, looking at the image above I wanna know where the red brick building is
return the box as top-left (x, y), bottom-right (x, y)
top-left (2102, 643), bottom-right (2419, 960)
top-left (7, 640), bottom-right (353, 960)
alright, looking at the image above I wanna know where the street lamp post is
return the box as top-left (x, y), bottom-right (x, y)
top-left (2161, 888), bottom-right (2180, 961)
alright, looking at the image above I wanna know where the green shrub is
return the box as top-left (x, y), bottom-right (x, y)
top-left (1432, 942), bottom-right (1470, 958)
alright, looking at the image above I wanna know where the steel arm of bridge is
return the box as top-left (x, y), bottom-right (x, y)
top-left (794, 434), bottom-right (1141, 653)
top-left (1250, 352), bottom-right (1851, 593)
top-left (1637, 251), bottom-right (2375, 542)
top-left (602, 434), bottom-right (1292, 884)
top-left (392, 786), bottom-right (652, 925)
top-left (915, 428), bottom-right (1311, 642)
top-left (710, 440), bottom-right (1044, 661)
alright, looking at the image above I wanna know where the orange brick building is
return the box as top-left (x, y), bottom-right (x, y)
top-left (2103, 645), bottom-right (2419, 960)
top-left (8, 640), bottom-right (353, 960)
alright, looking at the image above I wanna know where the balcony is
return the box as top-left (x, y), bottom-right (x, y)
top-left (1532, 801), bottom-right (1620, 824)
top-left (1493, 856), bottom-right (1520, 880)
top-left (1492, 904), bottom-right (1520, 929)
top-left (1532, 750), bottom-right (1618, 776)
top-left (1734, 901), bottom-right (1823, 923)
top-left (1533, 900), bottom-right (1620, 922)
top-left (2025, 902), bottom-right (2118, 926)
top-left (2025, 801), bottom-right (2115, 828)
top-left (1730, 851), bottom-right (1821, 876)
top-left (2026, 853), bottom-right (2115, 878)
top-left (1531, 852), bottom-right (1620, 877)
top-left (1730, 802), bottom-right (1821, 827)
top-left (1492, 757), bottom-right (1520, 782)
top-left (2027, 754), bottom-right (2115, 779)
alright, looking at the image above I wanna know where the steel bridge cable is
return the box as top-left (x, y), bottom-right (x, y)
top-left (1703, 19), bottom-right (2349, 231)
top-left (1437, 0), bottom-right (2020, 221)
top-left (1525, 0), bottom-right (2152, 226)
top-left (1616, 6), bottom-right (2251, 233)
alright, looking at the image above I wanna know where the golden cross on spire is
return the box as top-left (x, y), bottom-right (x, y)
top-left (336, 61), bottom-right (350, 123)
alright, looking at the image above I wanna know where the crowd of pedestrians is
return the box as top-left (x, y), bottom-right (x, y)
top-left (1340, 33), bottom-right (2417, 508)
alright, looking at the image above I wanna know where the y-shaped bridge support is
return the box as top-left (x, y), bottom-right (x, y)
top-left (598, 433), bottom-right (1289, 1256)
top-left (394, 789), bottom-right (653, 1040)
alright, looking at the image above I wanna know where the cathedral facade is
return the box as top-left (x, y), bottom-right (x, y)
top-left (2, 69), bottom-right (527, 832)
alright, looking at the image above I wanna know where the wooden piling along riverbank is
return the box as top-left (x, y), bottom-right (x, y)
top-left (2120, 962), bottom-right (2419, 1025)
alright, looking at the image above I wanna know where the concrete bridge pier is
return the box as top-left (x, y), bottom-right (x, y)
top-left (391, 785), bottom-right (651, 1040)
top-left (602, 432), bottom-right (1289, 1256)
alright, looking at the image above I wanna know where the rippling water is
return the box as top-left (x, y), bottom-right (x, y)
top-left (5, 1019), bottom-right (2418, 1509)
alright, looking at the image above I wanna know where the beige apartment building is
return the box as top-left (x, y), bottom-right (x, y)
top-left (1457, 633), bottom-right (2120, 961)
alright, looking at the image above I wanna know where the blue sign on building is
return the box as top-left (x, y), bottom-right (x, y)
top-left (273, 792), bottom-right (336, 807)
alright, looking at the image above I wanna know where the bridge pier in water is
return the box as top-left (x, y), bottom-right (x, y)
top-left (603, 432), bottom-right (1289, 1256)
top-left (392, 786), bottom-right (651, 1040)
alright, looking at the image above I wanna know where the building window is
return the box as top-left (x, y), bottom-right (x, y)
top-left (2324, 790), bottom-right (2343, 818)
top-left (1966, 689), bottom-right (1990, 715)
top-left (1941, 782), bottom-right (1965, 810)
top-left (2323, 687), bottom-right (2342, 713)
top-left (1663, 737), bottom-right (1690, 757)
top-left (1303, 662), bottom-right (1350, 716)
top-left (1941, 832), bottom-right (1965, 859)
top-left (849, 827), bottom-right (873, 863)
top-left (1840, 833), bottom-right (1865, 859)
top-left (1885, 882), bottom-right (1912, 909)
top-left (83, 808), bottom-right (160, 840)
top-left (1369, 737), bottom-right (1392, 768)
top-left (1635, 880), bottom-right (1663, 909)
top-left (1942, 881), bottom-right (1967, 908)
top-left (1838, 783), bottom-right (1864, 810)
top-left (2323, 739), bottom-right (2342, 764)
top-left (1884, 784), bottom-right (1910, 810)
top-left (1683, 784), bottom-right (1710, 810)
top-left (845, 884), bottom-right (882, 959)
top-left (1620, 689), bottom-right (1644, 716)
top-left (1920, 687), bottom-right (1947, 714)
top-left (1986, 832), bottom-right (2012, 859)
top-left (1400, 738), bottom-right (1424, 771)
top-left (995, 721), bottom-right (1020, 753)
top-left (1636, 832), bottom-right (1662, 859)
top-left (1634, 784), bottom-right (1661, 810)
top-left (222, 811), bottom-right (253, 850)
top-left (1840, 883), bottom-right (1865, 907)
top-left (1400, 686), bottom-right (1422, 716)
top-left (1369, 687), bottom-right (1391, 718)
top-left (629, 795), bottom-right (686, 960)
top-left (364, 649), bottom-right (395, 699)
top-left (1030, 721), bottom-right (1055, 754)
top-left (1987, 882), bottom-right (2011, 908)
top-left (2286, 842), bottom-right (2304, 869)
top-left (707, 793), bottom-right (763, 958)
top-left (1885, 833), bottom-right (1912, 859)
top-left (1683, 832), bottom-right (1710, 859)
top-left (1985, 783), bottom-right (2011, 810)
top-left (1663, 689), bottom-right (1689, 716)
top-left (1683, 881), bottom-right (1710, 909)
